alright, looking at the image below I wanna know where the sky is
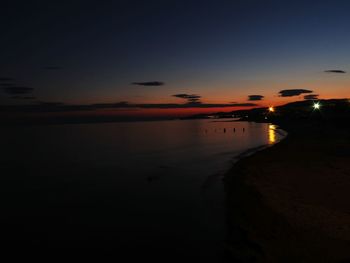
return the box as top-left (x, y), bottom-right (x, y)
top-left (1, 0), bottom-right (350, 118)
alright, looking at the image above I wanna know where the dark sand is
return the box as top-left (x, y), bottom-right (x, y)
top-left (225, 121), bottom-right (350, 262)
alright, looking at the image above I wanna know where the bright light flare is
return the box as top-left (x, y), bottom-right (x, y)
top-left (268, 106), bottom-right (275, 112)
top-left (313, 102), bottom-right (320, 110)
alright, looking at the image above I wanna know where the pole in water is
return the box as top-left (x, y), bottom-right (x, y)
top-left (243, 128), bottom-right (245, 132)
top-left (233, 128), bottom-right (236, 132)
top-left (224, 128), bottom-right (226, 133)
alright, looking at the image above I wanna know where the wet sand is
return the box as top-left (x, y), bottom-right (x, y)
top-left (224, 121), bottom-right (350, 262)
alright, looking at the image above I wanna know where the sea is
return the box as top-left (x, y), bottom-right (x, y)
top-left (0, 119), bottom-right (284, 260)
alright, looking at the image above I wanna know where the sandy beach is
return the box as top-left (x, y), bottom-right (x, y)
top-left (224, 119), bottom-right (350, 262)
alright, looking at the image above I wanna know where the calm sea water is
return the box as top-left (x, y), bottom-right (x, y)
top-left (0, 119), bottom-right (284, 260)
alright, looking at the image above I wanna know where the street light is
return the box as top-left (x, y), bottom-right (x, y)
top-left (313, 102), bottom-right (320, 110)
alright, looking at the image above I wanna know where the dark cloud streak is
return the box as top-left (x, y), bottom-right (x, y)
top-left (279, 89), bottom-right (313, 97)
top-left (324, 70), bottom-right (346, 73)
top-left (173, 94), bottom-right (201, 99)
top-left (173, 93), bottom-right (202, 104)
top-left (248, 95), bottom-right (264, 101)
top-left (304, 94), bottom-right (319, 100)
top-left (10, 96), bottom-right (36, 100)
top-left (0, 78), bottom-right (14, 82)
top-left (0, 102), bottom-right (258, 113)
top-left (3, 86), bottom-right (34, 95)
top-left (132, 81), bottom-right (164, 86)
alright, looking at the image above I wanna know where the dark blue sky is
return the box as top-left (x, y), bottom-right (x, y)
top-left (1, 0), bottom-right (349, 114)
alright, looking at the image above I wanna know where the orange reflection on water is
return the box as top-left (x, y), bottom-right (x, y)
top-left (269, 124), bottom-right (276, 144)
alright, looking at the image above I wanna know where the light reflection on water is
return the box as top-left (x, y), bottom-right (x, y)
top-left (269, 124), bottom-right (277, 144)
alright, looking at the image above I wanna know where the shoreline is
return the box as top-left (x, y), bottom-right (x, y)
top-left (223, 120), bottom-right (350, 262)
top-left (229, 125), bottom-right (287, 165)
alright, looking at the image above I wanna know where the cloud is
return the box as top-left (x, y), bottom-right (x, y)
top-left (0, 83), bottom-right (15, 86)
top-left (304, 94), bottom-right (319, 100)
top-left (324, 70), bottom-right (346, 74)
top-left (0, 77), bottom-right (14, 82)
top-left (132, 81), bottom-right (164, 86)
top-left (37, 102), bottom-right (65, 106)
top-left (173, 94), bottom-right (201, 99)
top-left (136, 102), bottom-right (257, 109)
top-left (279, 89), bottom-right (313, 97)
top-left (187, 99), bottom-right (201, 104)
top-left (0, 101), bottom-right (258, 113)
top-left (173, 93), bottom-right (202, 104)
top-left (91, 101), bottom-right (129, 108)
top-left (90, 101), bottom-right (256, 109)
top-left (3, 86), bottom-right (34, 95)
top-left (248, 95), bottom-right (264, 101)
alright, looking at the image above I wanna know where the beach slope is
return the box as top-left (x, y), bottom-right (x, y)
top-left (225, 120), bottom-right (350, 262)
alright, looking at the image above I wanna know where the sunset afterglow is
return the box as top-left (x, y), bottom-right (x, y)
top-left (2, 1), bottom-right (350, 261)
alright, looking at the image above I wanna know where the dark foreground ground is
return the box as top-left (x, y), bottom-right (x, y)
top-left (225, 115), bottom-right (350, 262)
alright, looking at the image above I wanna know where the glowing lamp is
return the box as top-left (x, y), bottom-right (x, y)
top-left (268, 106), bottom-right (275, 112)
top-left (313, 102), bottom-right (320, 110)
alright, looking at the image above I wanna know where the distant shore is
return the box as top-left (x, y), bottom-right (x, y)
top-left (224, 119), bottom-right (350, 262)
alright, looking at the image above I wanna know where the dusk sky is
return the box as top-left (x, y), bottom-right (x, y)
top-left (1, 0), bottom-right (350, 117)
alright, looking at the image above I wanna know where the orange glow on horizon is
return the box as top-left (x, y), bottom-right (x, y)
top-left (2, 94), bottom-right (349, 120)
top-left (102, 106), bottom-right (258, 117)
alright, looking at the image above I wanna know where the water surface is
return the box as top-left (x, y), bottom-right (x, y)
top-left (0, 119), bottom-right (283, 260)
